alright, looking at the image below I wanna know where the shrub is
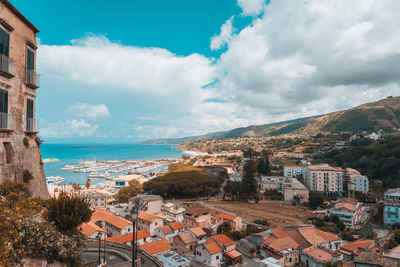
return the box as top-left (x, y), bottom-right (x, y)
top-left (35, 136), bottom-right (43, 147)
top-left (22, 170), bottom-right (33, 183)
top-left (23, 137), bottom-right (29, 148)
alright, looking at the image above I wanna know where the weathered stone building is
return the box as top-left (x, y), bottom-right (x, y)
top-left (0, 0), bottom-right (48, 197)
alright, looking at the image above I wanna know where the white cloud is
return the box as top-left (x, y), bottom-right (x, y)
top-left (131, 125), bottom-right (182, 139)
top-left (237, 0), bottom-right (266, 16)
top-left (40, 119), bottom-right (99, 138)
top-left (210, 16), bottom-right (235, 50)
top-left (67, 102), bottom-right (110, 119)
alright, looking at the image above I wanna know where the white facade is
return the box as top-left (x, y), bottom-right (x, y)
top-left (283, 166), bottom-right (304, 178)
top-left (304, 165), bottom-right (343, 194)
top-left (350, 175), bottom-right (369, 192)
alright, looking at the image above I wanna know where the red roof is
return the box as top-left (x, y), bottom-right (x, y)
top-left (106, 230), bottom-right (150, 244)
top-left (169, 221), bottom-right (184, 230)
top-left (90, 209), bottom-right (132, 229)
top-left (80, 222), bottom-right (105, 236)
top-left (204, 240), bottom-right (223, 255)
top-left (140, 238), bottom-right (172, 255)
top-left (210, 234), bottom-right (236, 247)
top-left (216, 213), bottom-right (237, 221)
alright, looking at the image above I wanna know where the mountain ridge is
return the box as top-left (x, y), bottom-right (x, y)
top-left (141, 96), bottom-right (400, 144)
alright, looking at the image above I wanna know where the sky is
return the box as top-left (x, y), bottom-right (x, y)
top-left (12, 0), bottom-right (400, 143)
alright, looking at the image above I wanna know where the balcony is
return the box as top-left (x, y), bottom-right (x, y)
top-left (0, 112), bottom-right (14, 132)
top-left (0, 54), bottom-right (15, 78)
top-left (24, 116), bottom-right (39, 133)
top-left (25, 69), bottom-right (40, 89)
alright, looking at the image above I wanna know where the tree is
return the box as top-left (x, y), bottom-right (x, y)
top-left (72, 183), bottom-right (81, 191)
top-left (309, 191), bottom-right (324, 209)
top-left (85, 178), bottom-right (91, 189)
top-left (116, 180), bottom-right (142, 203)
top-left (257, 158), bottom-right (267, 176)
top-left (46, 192), bottom-right (93, 233)
top-left (241, 159), bottom-right (258, 199)
top-left (217, 222), bottom-right (232, 235)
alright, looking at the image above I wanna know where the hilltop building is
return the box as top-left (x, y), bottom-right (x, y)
top-left (283, 166), bottom-right (304, 178)
top-left (0, 0), bottom-right (47, 197)
top-left (304, 164), bottom-right (344, 194)
top-left (384, 188), bottom-right (400, 225)
top-left (328, 199), bottom-right (362, 227)
top-left (259, 176), bottom-right (309, 203)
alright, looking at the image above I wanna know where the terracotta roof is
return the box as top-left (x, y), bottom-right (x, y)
top-left (189, 227), bottom-right (207, 237)
top-left (185, 208), bottom-right (210, 217)
top-left (216, 213), bottom-right (237, 221)
top-left (335, 203), bottom-right (357, 211)
top-left (90, 209), bottom-right (132, 229)
top-left (203, 240), bottom-right (222, 255)
top-left (305, 248), bottom-right (333, 263)
top-left (307, 165), bottom-right (343, 172)
top-left (140, 238), bottom-right (172, 255)
top-left (138, 210), bottom-right (160, 222)
top-left (298, 227), bottom-right (340, 246)
top-left (210, 234), bottom-right (236, 248)
top-left (160, 225), bottom-right (174, 236)
top-left (355, 252), bottom-right (397, 267)
top-left (341, 239), bottom-right (374, 253)
top-left (286, 230), bottom-right (311, 249)
top-left (80, 222), bottom-right (105, 236)
top-left (169, 221), bottom-right (184, 230)
top-left (177, 232), bottom-right (196, 245)
top-left (106, 230), bottom-right (150, 244)
top-left (384, 244), bottom-right (400, 259)
top-left (337, 198), bottom-right (358, 205)
top-left (225, 250), bottom-right (242, 259)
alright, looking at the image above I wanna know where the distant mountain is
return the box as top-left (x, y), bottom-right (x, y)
top-left (142, 96), bottom-right (400, 144)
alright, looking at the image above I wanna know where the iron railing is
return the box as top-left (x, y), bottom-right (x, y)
top-left (0, 54), bottom-right (10, 73)
top-left (0, 112), bottom-right (14, 131)
top-left (26, 69), bottom-right (40, 87)
top-left (25, 116), bottom-right (39, 133)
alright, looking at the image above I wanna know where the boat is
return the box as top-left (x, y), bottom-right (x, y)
top-left (61, 165), bottom-right (75, 171)
top-left (46, 176), bottom-right (65, 185)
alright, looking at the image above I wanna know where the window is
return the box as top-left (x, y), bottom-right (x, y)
top-left (0, 89), bottom-right (8, 129)
top-left (26, 48), bottom-right (35, 84)
top-left (0, 27), bottom-right (10, 72)
top-left (26, 99), bottom-right (34, 132)
top-left (216, 256), bottom-right (219, 260)
top-left (3, 142), bottom-right (13, 163)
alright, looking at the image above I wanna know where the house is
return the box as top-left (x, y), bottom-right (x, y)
top-left (355, 252), bottom-right (397, 267)
top-left (162, 202), bottom-right (186, 222)
top-left (0, 0), bottom-right (48, 198)
top-left (215, 213), bottom-right (242, 231)
top-left (328, 200), bottom-right (362, 227)
top-left (303, 164), bottom-right (344, 194)
top-left (259, 176), bottom-right (309, 203)
top-left (211, 234), bottom-right (243, 265)
top-left (188, 227), bottom-right (207, 244)
top-left (137, 210), bottom-right (163, 235)
top-left (184, 208), bottom-right (211, 228)
top-left (383, 244), bottom-right (400, 264)
top-left (80, 222), bottom-right (106, 239)
top-left (384, 188), bottom-right (400, 225)
top-left (156, 251), bottom-right (191, 267)
top-left (301, 247), bottom-right (343, 267)
top-left (169, 221), bottom-right (185, 234)
top-left (83, 191), bottom-right (109, 209)
top-left (90, 209), bottom-right (133, 237)
top-left (140, 238), bottom-right (172, 256)
top-left (129, 195), bottom-right (163, 214)
top-left (106, 229), bottom-right (151, 245)
top-left (340, 239), bottom-right (375, 260)
top-left (297, 227), bottom-right (342, 251)
top-left (173, 232), bottom-right (197, 254)
top-left (283, 166), bottom-right (304, 178)
top-left (195, 239), bottom-right (223, 267)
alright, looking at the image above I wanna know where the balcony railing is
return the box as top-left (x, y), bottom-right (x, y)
top-left (0, 54), bottom-right (9, 73)
top-left (0, 112), bottom-right (14, 131)
top-left (25, 116), bottom-right (39, 133)
top-left (25, 69), bottom-right (40, 88)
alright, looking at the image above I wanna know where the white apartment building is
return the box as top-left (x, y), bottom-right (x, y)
top-left (304, 164), bottom-right (344, 194)
top-left (283, 166), bottom-right (304, 178)
top-left (346, 168), bottom-right (369, 193)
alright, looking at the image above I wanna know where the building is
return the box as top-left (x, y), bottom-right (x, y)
top-left (229, 172), bottom-right (242, 182)
top-left (129, 195), bottom-right (163, 214)
top-left (80, 222), bottom-right (106, 239)
top-left (156, 225), bottom-right (176, 243)
top-left (189, 227), bottom-right (207, 244)
top-left (195, 239), bottom-right (223, 267)
top-left (210, 234), bottom-right (242, 265)
top-left (173, 232), bottom-right (197, 254)
top-left (83, 191), bottom-right (109, 209)
top-left (156, 251), bottom-right (190, 267)
top-left (90, 209), bottom-right (133, 237)
top-left (304, 164), bottom-right (344, 194)
top-left (137, 210), bottom-right (163, 235)
top-left (259, 176), bottom-right (309, 203)
top-left (328, 200), bottom-right (362, 227)
top-left (184, 208), bottom-right (211, 228)
top-left (301, 247), bottom-right (342, 267)
top-left (347, 168), bottom-right (369, 192)
top-left (283, 166), bottom-right (304, 178)
top-left (140, 238), bottom-right (172, 256)
top-left (162, 202), bottom-right (186, 222)
top-left (106, 229), bottom-right (151, 245)
top-left (340, 239), bottom-right (375, 260)
top-left (383, 244), bottom-right (400, 264)
top-left (215, 213), bottom-right (242, 231)
top-left (355, 252), bottom-right (397, 267)
top-left (384, 188), bottom-right (400, 225)
top-left (0, 0), bottom-right (48, 198)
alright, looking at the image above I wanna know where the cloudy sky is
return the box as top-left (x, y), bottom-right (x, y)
top-left (15, 0), bottom-right (400, 143)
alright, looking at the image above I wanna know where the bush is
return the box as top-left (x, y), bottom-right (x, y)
top-left (116, 180), bottom-right (141, 203)
top-left (23, 137), bottom-right (29, 148)
top-left (22, 170), bottom-right (33, 184)
top-left (253, 219), bottom-right (269, 226)
top-left (35, 136), bottom-right (43, 147)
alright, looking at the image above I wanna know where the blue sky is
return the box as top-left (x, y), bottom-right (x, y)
top-left (11, 0), bottom-right (400, 143)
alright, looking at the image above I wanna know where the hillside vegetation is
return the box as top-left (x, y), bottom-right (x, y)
top-left (143, 96), bottom-right (400, 143)
top-left (314, 136), bottom-right (400, 188)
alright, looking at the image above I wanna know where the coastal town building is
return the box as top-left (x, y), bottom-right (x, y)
top-left (156, 251), bottom-right (190, 267)
top-left (129, 195), bottom-right (163, 214)
top-left (328, 199), bottom-right (362, 227)
top-left (184, 208), bottom-right (211, 228)
top-left (140, 238), bottom-right (172, 256)
top-left (283, 166), bottom-right (304, 178)
top-left (90, 209), bottom-right (133, 236)
top-left (173, 231), bottom-right (197, 254)
top-left (83, 191), bottom-right (109, 209)
top-left (189, 227), bottom-right (207, 244)
top-left (355, 252), bottom-right (397, 267)
top-left (156, 225), bottom-right (176, 243)
top-left (195, 239), bottom-right (223, 267)
top-left (384, 188), bottom-right (400, 225)
top-left (340, 239), bottom-right (375, 260)
top-left (215, 213), bottom-right (242, 231)
top-left (300, 247), bottom-right (343, 267)
top-left (0, 0), bottom-right (48, 198)
top-left (80, 222), bottom-right (107, 239)
top-left (137, 210), bottom-right (163, 235)
top-left (347, 168), bottom-right (369, 192)
top-left (304, 164), bottom-right (344, 194)
top-left (210, 234), bottom-right (243, 265)
top-left (259, 176), bottom-right (309, 203)
top-left (162, 202), bottom-right (186, 222)
top-left (106, 229), bottom-right (151, 245)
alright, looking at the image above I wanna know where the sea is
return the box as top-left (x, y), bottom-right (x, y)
top-left (41, 143), bottom-right (183, 185)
